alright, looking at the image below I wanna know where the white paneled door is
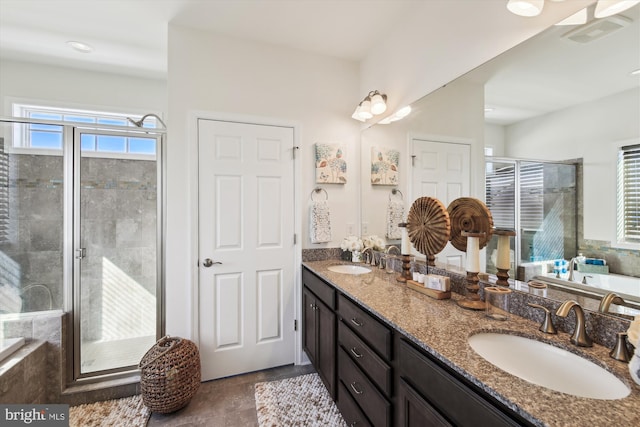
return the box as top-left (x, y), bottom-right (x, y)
top-left (411, 139), bottom-right (470, 267)
top-left (198, 119), bottom-right (296, 380)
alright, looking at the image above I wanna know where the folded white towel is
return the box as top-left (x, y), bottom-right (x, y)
top-left (386, 200), bottom-right (404, 240)
top-left (310, 200), bottom-right (332, 243)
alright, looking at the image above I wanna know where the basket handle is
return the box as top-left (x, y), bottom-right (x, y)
top-left (139, 335), bottom-right (183, 369)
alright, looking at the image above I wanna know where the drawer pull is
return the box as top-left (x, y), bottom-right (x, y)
top-left (350, 382), bottom-right (364, 395)
top-left (350, 347), bottom-right (363, 358)
top-left (350, 318), bottom-right (363, 327)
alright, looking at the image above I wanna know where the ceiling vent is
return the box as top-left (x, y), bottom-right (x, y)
top-left (561, 14), bottom-right (632, 43)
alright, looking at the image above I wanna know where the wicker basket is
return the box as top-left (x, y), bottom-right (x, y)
top-left (139, 336), bottom-right (201, 413)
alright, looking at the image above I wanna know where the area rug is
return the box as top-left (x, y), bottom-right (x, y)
top-left (255, 373), bottom-right (347, 427)
top-left (70, 394), bottom-right (150, 427)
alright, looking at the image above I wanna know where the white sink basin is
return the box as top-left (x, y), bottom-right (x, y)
top-left (468, 333), bottom-right (630, 400)
top-left (327, 265), bottom-right (371, 275)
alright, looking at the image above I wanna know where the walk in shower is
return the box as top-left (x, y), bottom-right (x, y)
top-left (0, 116), bottom-right (163, 381)
top-left (484, 157), bottom-right (578, 276)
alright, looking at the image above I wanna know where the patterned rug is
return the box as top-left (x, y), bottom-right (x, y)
top-left (70, 394), bottom-right (150, 427)
top-left (255, 373), bottom-right (347, 427)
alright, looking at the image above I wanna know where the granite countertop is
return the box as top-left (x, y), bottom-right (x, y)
top-left (303, 260), bottom-right (640, 427)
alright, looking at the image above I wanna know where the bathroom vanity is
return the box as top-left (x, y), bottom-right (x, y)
top-left (302, 260), bottom-right (640, 427)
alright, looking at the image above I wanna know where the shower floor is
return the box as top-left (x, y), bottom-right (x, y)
top-left (81, 335), bottom-right (156, 373)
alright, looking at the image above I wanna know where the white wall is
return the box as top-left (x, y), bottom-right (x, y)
top-left (360, 0), bottom-right (592, 114)
top-left (485, 124), bottom-right (506, 157)
top-left (505, 88), bottom-right (640, 243)
top-left (0, 59), bottom-right (166, 116)
top-left (166, 25), bottom-right (360, 338)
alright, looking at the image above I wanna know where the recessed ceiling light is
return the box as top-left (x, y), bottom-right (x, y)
top-left (484, 106), bottom-right (495, 113)
top-left (67, 41), bottom-right (93, 53)
top-left (631, 69), bottom-right (640, 76)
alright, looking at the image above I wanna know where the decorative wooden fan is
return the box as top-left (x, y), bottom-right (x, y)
top-left (406, 197), bottom-right (451, 265)
top-left (447, 197), bottom-right (494, 252)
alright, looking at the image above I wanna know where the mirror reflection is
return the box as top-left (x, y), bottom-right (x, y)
top-left (360, 3), bottom-right (639, 317)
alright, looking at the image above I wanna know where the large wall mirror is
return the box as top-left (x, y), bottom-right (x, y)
top-left (360, 2), bottom-right (639, 315)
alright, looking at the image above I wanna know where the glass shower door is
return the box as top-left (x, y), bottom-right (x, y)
top-left (76, 128), bottom-right (161, 375)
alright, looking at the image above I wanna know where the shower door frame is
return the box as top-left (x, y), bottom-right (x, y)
top-left (68, 125), bottom-right (165, 383)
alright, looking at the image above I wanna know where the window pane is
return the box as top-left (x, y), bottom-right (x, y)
top-left (81, 134), bottom-right (96, 151)
top-left (98, 117), bottom-right (128, 126)
top-left (30, 131), bottom-right (63, 149)
top-left (65, 115), bottom-right (96, 124)
top-left (97, 135), bottom-right (126, 152)
top-left (129, 137), bottom-right (156, 155)
top-left (30, 112), bottom-right (62, 121)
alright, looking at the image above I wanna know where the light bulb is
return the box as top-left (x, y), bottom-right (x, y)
top-left (507, 0), bottom-right (544, 17)
top-left (357, 100), bottom-right (373, 120)
top-left (370, 93), bottom-right (387, 115)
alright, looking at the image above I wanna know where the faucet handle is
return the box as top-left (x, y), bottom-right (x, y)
top-left (527, 303), bottom-right (558, 334)
top-left (610, 332), bottom-right (632, 363)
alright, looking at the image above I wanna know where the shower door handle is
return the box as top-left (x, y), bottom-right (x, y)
top-left (75, 248), bottom-right (86, 260)
top-left (202, 258), bottom-right (222, 268)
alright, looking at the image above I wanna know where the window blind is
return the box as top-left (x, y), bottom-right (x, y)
top-left (618, 144), bottom-right (640, 243)
top-left (485, 162), bottom-right (515, 229)
top-left (0, 138), bottom-right (8, 243)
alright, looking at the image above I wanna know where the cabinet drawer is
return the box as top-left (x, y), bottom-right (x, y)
top-left (339, 347), bottom-right (391, 427)
top-left (338, 320), bottom-right (392, 396)
top-left (398, 339), bottom-right (520, 427)
top-left (337, 380), bottom-right (373, 427)
top-left (338, 294), bottom-right (392, 359)
top-left (303, 267), bottom-right (335, 310)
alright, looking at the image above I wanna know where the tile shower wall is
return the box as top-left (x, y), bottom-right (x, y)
top-left (2, 153), bottom-right (64, 313)
top-left (80, 157), bottom-right (157, 342)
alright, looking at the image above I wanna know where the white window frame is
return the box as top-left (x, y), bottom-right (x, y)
top-left (615, 139), bottom-right (640, 249)
top-left (5, 98), bottom-right (160, 160)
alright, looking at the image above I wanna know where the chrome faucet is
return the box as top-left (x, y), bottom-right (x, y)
top-left (556, 300), bottom-right (593, 347)
top-left (598, 292), bottom-right (625, 313)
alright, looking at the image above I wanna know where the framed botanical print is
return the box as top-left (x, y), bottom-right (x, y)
top-left (315, 143), bottom-right (347, 184)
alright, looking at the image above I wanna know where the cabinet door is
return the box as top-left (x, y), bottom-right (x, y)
top-left (302, 287), bottom-right (317, 365)
top-left (317, 298), bottom-right (336, 398)
top-left (398, 378), bottom-right (451, 427)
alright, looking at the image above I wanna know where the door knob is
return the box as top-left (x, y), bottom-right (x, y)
top-left (202, 258), bottom-right (222, 267)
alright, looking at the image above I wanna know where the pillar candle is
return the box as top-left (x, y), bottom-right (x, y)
top-left (496, 234), bottom-right (511, 270)
top-left (466, 235), bottom-right (480, 273)
top-left (401, 227), bottom-right (411, 254)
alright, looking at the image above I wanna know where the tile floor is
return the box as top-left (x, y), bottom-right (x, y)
top-left (147, 363), bottom-right (316, 426)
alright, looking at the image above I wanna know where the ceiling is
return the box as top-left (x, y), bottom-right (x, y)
top-left (0, 0), bottom-right (637, 126)
top-left (478, 3), bottom-right (640, 125)
top-left (0, 0), bottom-right (424, 79)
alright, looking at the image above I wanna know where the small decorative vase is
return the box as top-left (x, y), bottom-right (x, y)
top-left (352, 250), bottom-right (362, 263)
top-left (630, 348), bottom-right (640, 386)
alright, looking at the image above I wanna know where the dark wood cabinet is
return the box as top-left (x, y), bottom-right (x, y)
top-left (398, 339), bottom-right (530, 427)
top-left (302, 266), bottom-right (534, 427)
top-left (397, 378), bottom-right (451, 427)
top-left (302, 268), bottom-right (336, 399)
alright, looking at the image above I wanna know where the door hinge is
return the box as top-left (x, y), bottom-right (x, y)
top-left (294, 234), bottom-right (297, 244)
top-left (292, 145), bottom-right (300, 160)
top-left (411, 154), bottom-right (416, 167)
top-left (294, 319), bottom-right (298, 331)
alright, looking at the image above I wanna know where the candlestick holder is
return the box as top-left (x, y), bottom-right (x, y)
top-left (493, 228), bottom-right (516, 287)
top-left (457, 231), bottom-right (486, 311)
top-left (397, 254), bottom-right (412, 283)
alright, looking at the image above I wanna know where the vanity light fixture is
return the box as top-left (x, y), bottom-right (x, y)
top-left (352, 90), bottom-right (387, 122)
top-left (506, 0), bottom-right (544, 17)
top-left (67, 40), bottom-right (93, 53)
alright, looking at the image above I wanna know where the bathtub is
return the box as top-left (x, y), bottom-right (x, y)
top-left (534, 272), bottom-right (640, 312)
top-left (0, 337), bottom-right (25, 364)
